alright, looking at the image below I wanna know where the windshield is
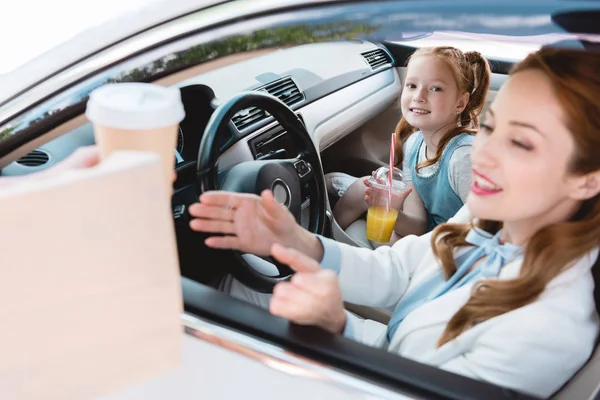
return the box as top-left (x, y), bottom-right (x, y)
top-left (0, 0), bottom-right (163, 75)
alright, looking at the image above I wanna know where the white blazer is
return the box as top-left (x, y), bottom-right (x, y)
top-left (336, 206), bottom-right (599, 398)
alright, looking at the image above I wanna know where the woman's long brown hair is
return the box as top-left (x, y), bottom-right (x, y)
top-left (394, 47), bottom-right (491, 170)
top-left (432, 48), bottom-right (600, 347)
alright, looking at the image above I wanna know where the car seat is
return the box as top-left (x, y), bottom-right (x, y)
top-left (551, 254), bottom-right (600, 400)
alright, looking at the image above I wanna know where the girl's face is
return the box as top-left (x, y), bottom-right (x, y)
top-left (468, 69), bottom-right (587, 228)
top-left (400, 55), bottom-right (468, 134)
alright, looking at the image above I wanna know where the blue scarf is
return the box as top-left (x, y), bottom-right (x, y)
top-left (386, 228), bottom-right (523, 342)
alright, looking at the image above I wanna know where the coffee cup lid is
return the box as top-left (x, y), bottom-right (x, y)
top-left (85, 83), bottom-right (185, 130)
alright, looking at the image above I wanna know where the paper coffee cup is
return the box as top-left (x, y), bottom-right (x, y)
top-left (85, 83), bottom-right (185, 192)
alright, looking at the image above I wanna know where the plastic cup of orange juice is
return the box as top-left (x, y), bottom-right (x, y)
top-left (365, 166), bottom-right (407, 243)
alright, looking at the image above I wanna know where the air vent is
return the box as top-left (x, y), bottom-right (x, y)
top-left (16, 149), bottom-right (50, 167)
top-left (263, 77), bottom-right (303, 107)
top-left (231, 107), bottom-right (267, 131)
top-left (361, 48), bottom-right (393, 70)
top-left (231, 77), bottom-right (304, 131)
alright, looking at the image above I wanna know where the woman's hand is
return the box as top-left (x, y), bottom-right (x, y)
top-left (269, 243), bottom-right (347, 334)
top-left (1, 146), bottom-right (102, 189)
top-left (189, 189), bottom-right (311, 257)
top-left (54, 146), bottom-right (178, 191)
top-left (51, 146), bottom-right (101, 172)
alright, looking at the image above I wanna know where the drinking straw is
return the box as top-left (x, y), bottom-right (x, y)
top-left (388, 132), bottom-right (396, 212)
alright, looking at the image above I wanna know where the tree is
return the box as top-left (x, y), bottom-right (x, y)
top-left (0, 126), bottom-right (15, 142)
top-left (113, 21), bottom-right (379, 83)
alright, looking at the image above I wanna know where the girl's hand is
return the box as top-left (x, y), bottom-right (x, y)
top-left (363, 175), bottom-right (373, 205)
top-left (363, 175), bottom-right (412, 208)
top-left (188, 190), bottom-right (301, 256)
top-left (269, 243), bottom-right (347, 334)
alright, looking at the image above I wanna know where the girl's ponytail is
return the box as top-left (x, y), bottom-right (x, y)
top-left (393, 117), bottom-right (417, 168)
top-left (462, 51), bottom-right (492, 128)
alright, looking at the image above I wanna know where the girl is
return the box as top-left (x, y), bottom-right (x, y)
top-left (330, 46), bottom-right (491, 245)
top-left (189, 47), bottom-right (600, 398)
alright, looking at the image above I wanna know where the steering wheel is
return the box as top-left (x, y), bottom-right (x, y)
top-left (196, 91), bottom-right (326, 293)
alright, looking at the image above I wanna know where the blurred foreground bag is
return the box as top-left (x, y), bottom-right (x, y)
top-left (0, 151), bottom-right (182, 399)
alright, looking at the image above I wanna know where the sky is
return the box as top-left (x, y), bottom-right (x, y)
top-left (0, 0), bottom-right (159, 74)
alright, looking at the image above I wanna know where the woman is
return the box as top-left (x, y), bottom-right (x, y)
top-left (188, 48), bottom-right (600, 398)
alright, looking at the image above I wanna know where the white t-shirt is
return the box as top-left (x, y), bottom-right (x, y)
top-left (402, 133), bottom-right (472, 202)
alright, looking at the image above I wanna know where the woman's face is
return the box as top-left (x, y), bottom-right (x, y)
top-left (467, 69), bottom-right (583, 227)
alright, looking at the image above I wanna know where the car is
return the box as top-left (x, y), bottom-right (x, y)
top-left (1, 1), bottom-right (599, 399)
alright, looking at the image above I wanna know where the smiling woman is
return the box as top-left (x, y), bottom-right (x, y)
top-left (435, 49), bottom-right (600, 346)
top-left (1, 2), bottom-right (600, 400)
top-left (191, 47), bottom-right (600, 399)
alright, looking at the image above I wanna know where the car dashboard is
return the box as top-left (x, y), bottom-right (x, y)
top-left (1, 40), bottom-right (401, 179)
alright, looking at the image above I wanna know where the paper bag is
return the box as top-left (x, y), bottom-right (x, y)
top-left (0, 151), bottom-right (183, 399)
